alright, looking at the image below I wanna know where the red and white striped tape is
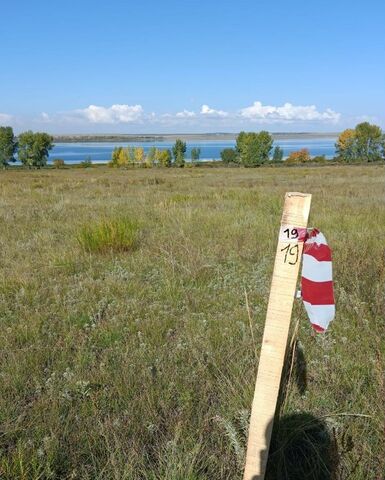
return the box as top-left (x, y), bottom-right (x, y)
top-left (301, 228), bottom-right (335, 332)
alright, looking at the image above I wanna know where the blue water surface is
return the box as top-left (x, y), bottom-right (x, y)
top-left (48, 138), bottom-right (337, 164)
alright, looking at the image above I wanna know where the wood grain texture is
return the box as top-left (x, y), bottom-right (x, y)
top-left (243, 192), bottom-right (312, 480)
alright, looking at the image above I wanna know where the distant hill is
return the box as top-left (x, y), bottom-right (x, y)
top-left (52, 132), bottom-right (340, 143)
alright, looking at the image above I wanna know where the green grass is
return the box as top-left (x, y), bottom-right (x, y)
top-left (0, 166), bottom-right (384, 479)
top-left (77, 217), bottom-right (140, 253)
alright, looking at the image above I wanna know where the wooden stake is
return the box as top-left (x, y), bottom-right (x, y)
top-left (243, 192), bottom-right (311, 480)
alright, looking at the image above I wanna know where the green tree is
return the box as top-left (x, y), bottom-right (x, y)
top-left (355, 122), bottom-right (383, 162)
top-left (175, 151), bottom-right (184, 167)
top-left (272, 145), bottom-right (284, 163)
top-left (254, 131), bottom-right (273, 164)
top-left (18, 131), bottom-right (53, 168)
top-left (191, 147), bottom-right (201, 163)
top-left (220, 148), bottom-right (237, 164)
top-left (127, 146), bottom-right (135, 166)
top-left (157, 149), bottom-right (172, 167)
top-left (0, 126), bottom-right (17, 167)
top-left (236, 131), bottom-right (273, 167)
top-left (172, 139), bottom-right (186, 167)
top-left (235, 131), bottom-right (246, 161)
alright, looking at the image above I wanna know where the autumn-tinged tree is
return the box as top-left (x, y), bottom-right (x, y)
top-left (272, 145), bottom-right (284, 163)
top-left (172, 139), bottom-right (186, 167)
top-left (157, 149), bottom-right (172, 167)
top-left (118, 148), bottom-right (129, 167)
top-left (335, 129), bottom-right (357, 162)
top-left (134, 147), bottom-right (145, 166)
top-left (0, 126), bottom-right (17, 167)
top-left (18, 131), bottom-right (53, 168)
top-left (109, 146), bottom-right (123, 167)
top-left (336, 122), bottom-right (384, 162)
top-left (286, 148), bottom-right (311, 164)
top-left (236, 131), bottom-right (273, 166)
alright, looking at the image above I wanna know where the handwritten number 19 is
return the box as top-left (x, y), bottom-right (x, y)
top-left (280, 244), bottom-right (299, 265)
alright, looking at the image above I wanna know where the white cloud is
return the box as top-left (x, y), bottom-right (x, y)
top-left (200, 104), bottom-right (228, 117)
top-left (75, 104), bottom-right (143, 124)
top-left (239, 101), bottom-right (340, 123)
top-left (176, 109), bottom-right (196, 118)
top-left (8, 100), bottom-right (345, 133)
top-left (0, 113), bottom-right (13, 123)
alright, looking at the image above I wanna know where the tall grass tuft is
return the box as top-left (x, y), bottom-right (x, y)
top-left (77, 217), bottom-right (140, 253)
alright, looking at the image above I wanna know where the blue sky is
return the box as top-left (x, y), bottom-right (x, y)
top-left (1, 0), bottom-right (384, 133)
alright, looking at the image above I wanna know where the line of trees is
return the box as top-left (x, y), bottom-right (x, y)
top-left (109, 146), bottom-right (172, 168)
top-left (108, 139), bottom-right (200, 168)
top-left (220, 122), bottom-right (385, 166)
top-left (283, 122), bottom-right (385, 165)
top-left (1, 122), bottom-right (385, 169)
top-left (0, 127), bottom-right (53, 168)
top-left (0, 128), bottom-right (202, 169)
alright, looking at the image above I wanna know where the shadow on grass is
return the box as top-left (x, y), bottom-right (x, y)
top-left (250, 414), bottom-right (334, 480)
top-left (265, 413), bottom-right (334, 480)
top-left (251, 341), bottom-right (336, 479)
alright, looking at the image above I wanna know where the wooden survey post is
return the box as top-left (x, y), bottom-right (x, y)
top-left (243, 192), bottom-right (311, 480)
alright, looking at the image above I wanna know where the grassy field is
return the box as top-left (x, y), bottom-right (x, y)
top-left (0, 165), bottom-right (384, 479)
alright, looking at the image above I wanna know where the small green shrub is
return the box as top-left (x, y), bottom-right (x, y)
top-left (80, 156), bottom-right (92, 168)
top-left (77, 217), bottom-right (140, 253)
top-left (311, 155), bottom-right (327, 163)
top-left (220, 148), bottom-right (238, 164)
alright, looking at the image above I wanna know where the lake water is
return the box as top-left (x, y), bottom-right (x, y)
top-left (48, 138), bottom-right (337, 164)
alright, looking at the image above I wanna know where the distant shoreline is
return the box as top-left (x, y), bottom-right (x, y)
top-left (51, 132), bottom-right (340, 143)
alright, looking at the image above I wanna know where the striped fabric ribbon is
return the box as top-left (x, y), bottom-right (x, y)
top-left (301, 228), bottom-right (335, 332)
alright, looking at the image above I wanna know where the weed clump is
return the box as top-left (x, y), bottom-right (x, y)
top-left (77, 217), bottom-right (140, 253)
